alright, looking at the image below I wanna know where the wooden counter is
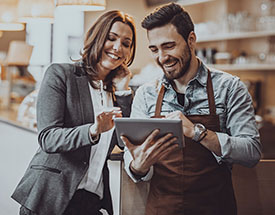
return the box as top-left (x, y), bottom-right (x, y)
top-left (1, 116), bottom-right (275, 215)
top-left (232, 160), bottom-right (275, 215)
top-left (0, 119), bottom-right (121, 215)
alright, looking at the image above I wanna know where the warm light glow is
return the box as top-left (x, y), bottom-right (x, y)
top-left (0, 4), bottom-right (17, 23)
top-left (17, 0), bottom-right (55, 23)
top-left (56, 0), bottom-right (106, 11)
top-left (2, 11), bottom-right (14, 23)
top-left (0, 31), bottom-right (3, 38)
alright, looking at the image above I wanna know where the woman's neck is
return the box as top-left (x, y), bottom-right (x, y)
top-left (96, 64), bottom-right (111, 81)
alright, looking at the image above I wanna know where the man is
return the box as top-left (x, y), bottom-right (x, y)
top-left (121, 3), bottom-right (261, 215)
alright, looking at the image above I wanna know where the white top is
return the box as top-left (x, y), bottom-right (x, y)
top-left (78, 80), bottom-right (132, 198)
top-left (78, 80), bottom-right (114, 199)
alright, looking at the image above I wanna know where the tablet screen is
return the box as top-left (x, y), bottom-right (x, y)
top-left (114, 118), bottom-right (184, 148)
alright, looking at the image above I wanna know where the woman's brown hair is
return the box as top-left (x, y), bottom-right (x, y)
top-left (80, 10), bottom-right (136, 91)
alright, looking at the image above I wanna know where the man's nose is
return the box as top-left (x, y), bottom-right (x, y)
top-left (158, 50), bottom-right (168, 64)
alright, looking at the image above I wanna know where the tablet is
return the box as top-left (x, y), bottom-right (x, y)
top-left (114, 118), bottom-right (184, 148)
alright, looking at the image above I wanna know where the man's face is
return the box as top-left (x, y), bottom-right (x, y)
top-left (147, 23), bottom-right (191, 80)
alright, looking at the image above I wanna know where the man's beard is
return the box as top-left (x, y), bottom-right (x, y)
top-left (160, 45), bottom-right (191, 80)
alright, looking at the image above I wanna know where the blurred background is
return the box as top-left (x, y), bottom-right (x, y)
top-left (1, 0), bottom-right (275, 214)
top-left (1, 0), bottom-right (275, 127)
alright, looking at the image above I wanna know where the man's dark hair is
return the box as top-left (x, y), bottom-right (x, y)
top-left (141, 2), bottom-right (194, 42)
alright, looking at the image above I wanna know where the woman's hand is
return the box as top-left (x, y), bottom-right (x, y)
top-left (113, 64), bottom-right (132, 91)
top-left (89, 107), bottom-right (122, 137)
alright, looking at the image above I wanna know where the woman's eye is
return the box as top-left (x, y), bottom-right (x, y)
top-left (123, 42), bottom-right (130, 48)
top-left (108, 36), bottom-right (116, 41)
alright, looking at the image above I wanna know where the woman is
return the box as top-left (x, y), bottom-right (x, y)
top-left (11, 10), bottom-right (136, 215)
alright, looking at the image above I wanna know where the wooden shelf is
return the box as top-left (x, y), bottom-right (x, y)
top-left (207, 64), bottom-right (275, 71)
top-left (197, 30), bottom-right (275, 43)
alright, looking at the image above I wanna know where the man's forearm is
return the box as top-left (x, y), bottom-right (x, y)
top-left (199, 129), bottom-right (222, 156)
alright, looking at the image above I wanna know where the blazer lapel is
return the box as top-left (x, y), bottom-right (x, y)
top-left (74, 66), bottom-right (95, 160)
top-left (74, 66), bottom-right (95, 124)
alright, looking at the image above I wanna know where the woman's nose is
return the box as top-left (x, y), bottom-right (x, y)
top-left (113, 41), bottom-right (122, 52)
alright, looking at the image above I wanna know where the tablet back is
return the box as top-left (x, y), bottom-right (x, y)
top-left (114, 118), bottom-right (184, 148)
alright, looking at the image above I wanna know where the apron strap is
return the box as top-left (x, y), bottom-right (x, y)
top-left (154, 84), bottom-right (166, 118)
top-left (207, 70), bottom-right (216, 115)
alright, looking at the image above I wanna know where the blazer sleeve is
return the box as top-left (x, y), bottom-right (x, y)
top-left (36, 64), bottom-right (93, 153)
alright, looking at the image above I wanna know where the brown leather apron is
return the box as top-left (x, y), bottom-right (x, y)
top-left (146, 71), bottom-right (237, 215)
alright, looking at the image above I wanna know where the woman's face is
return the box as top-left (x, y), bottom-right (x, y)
top-left (98, 21), bottom-right (133, 74)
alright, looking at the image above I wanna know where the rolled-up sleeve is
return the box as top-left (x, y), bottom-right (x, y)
top-left (215, 79), bottom-right (261, 167)
top-left (123, 146), bottom-right (153, 182)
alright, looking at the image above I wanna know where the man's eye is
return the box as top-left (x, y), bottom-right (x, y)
top-left (164, 44), bottom-right (175, 49)
top-left (150, 48), bottom-right (158, 53)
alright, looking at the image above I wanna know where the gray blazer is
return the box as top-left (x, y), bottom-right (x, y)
top-left (11, 63), bottom-right (132, 215)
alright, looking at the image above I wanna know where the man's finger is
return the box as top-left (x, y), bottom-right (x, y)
top-left (146, 129), bottom-right (160, 141)
top-left (143, 129), bottom-right (160, 149)
top-left (121, 135), bottom-right (132, 148)
top-left (150, 136), bottom-right (178, 160)
top-left (157, 138), bottom-right (179, 159)
top-left (148, 133), bottom-right (175, 152)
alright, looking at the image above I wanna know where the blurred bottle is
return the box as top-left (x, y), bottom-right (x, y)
top-left (260, 0), bottom-right (272, 17)
top-left (17, 89), bottom-right (38, 129)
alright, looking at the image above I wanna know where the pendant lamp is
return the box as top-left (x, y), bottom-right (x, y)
top-left (17, 0), bottom-right (55, 23)
top-left (56, 0), bottom-right (106, 11)
top-left (0, 2), bottom-right (25, 31)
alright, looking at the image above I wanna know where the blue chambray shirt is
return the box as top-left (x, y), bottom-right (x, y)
top-left (124, 60), bottom-right (261, 182)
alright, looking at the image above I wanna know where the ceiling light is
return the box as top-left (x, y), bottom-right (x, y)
top-left (17, 0), bottom-right (55, 23)
top-left (0, 2), bottom-right (25, 31)
top-left (55, 0), bottom-right (106, 11)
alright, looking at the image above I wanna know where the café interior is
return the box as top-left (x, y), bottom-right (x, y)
top-left (1, 0), bottom-right (275, 214)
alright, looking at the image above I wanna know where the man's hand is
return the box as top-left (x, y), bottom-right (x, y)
top-left (166, 110), bottom-right (195, 139)
top-left (121, 129), bottom-right (178, 175)
top-left (166, 110), bottom-right (221, 156)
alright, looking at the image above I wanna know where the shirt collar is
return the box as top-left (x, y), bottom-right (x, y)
top-left (193, 58), bottom-right (208, 87)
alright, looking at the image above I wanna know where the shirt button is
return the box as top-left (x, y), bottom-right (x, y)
top-left (83, 161), bottom-right (87, 165)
